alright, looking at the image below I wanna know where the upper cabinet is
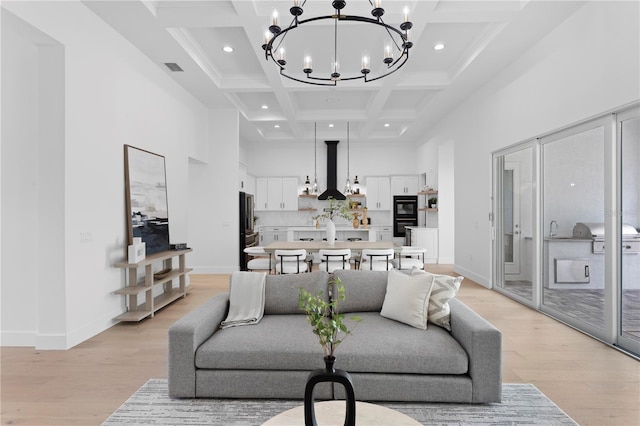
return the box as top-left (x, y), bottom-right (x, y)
top-left (256, 177), bottom-right (299, 211)
top-left (391, 175), bottom-right (419, 195)
top-left (366, 176), bottom-right (391, 210)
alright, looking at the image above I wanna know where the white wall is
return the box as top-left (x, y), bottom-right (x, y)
top-left (1, 14), bottom-right (42, 344)
top-left (418, 1), bottom-right (640, 286)
top-left (188, 109), bottom-right (240, 273)
top-left (1, 2), bottom-right (211, 349)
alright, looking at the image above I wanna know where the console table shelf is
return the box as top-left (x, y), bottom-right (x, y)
top-left (114, 249), bottom-right (192, 322)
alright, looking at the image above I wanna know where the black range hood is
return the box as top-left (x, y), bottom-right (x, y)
top-left (318, 140), bottom-right (346, 200)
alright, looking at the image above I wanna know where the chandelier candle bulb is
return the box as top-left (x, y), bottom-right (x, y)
top-left (291, 0), bottom-right (303, 17)
top-left (304, 55), bottom-right (312, 73)
top-left (403, 6), bottom-right (409, 22)
top-left (361, 55), bottom-right (370, 74)
top-left (384, 44), bottom-right (393, 64)
top-left (269, 10), bottom-right (281, 34)
top-left (278, 47), bottom-right (286, 66)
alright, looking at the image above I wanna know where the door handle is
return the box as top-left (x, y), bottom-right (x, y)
top-left (585, 265), bottom-right (590, 278)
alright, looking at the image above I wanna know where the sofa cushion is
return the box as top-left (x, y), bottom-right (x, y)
top-left (196, 315), bottom-right (327, 371)
top-left (380, 269), bottom-right (433, 330)
top-left (264, 270), bottom-right (329, 315)
top-left (412, 270), bottom-right (463, 331)
top-left (332, 270), bottom-right (388, 313)
top-left (335, 312), bottom-right (469, 375)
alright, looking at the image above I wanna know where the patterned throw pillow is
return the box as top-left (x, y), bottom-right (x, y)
top-left (412, 269), bottom-right (463, 331)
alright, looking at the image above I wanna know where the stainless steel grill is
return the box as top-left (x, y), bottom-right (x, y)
top-left (572, 222), bottom-right (640, 254)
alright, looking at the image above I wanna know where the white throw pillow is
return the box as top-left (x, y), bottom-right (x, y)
top-left (412, 269), bottom-right (463, 331)
top-left (380, 269), bottom-right (434, 330)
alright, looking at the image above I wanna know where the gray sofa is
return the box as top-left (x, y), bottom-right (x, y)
top-left (168, 270), bottom-right (502, 403)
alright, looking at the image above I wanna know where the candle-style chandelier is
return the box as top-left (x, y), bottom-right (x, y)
top-left (262, 0), bottom-right (413, 86)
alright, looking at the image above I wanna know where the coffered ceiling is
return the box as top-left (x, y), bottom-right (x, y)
top-left (83, 0), bottom-right (584, 145)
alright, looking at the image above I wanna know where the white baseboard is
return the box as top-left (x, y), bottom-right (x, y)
top-left (65, 308), bottom-right (121, 349)
top-left (1, 330), bottom-right (36, 347)
top-left (453, 264), bottom-right (491, 288)
top-left (2, 308), bottom-right (122, 350)
top-left (35, 333), bottom-right (69, 350)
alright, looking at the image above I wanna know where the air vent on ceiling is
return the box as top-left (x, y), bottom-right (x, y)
top-left (164, 62), bottom-right (184, 72)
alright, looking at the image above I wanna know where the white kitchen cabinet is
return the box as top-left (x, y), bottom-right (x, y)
top-left (366, 177), bottom-right (391, 210)
top-left (391, 175), bottom-right (419, 195)
top-left (256, 177), bottom-right (299, 211)
top-left (259, 227), bottom-right (288, 245)
top-left (377, 226), bottom-right (394, 242)
top-left (255, 177), bottom-right (269, 211)
top-left (407, 227), bottom-right (439, 264)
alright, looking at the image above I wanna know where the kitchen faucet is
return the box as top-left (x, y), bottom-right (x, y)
top-left (549, 220), bottom-right (559, 237)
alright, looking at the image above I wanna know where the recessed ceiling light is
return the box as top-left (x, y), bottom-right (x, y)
top-left (261, 105), bottom-right (269, 109)
top-left (274, 124), bottom-right (280, 128)
top-left (223, 46), bottom-right (234, 53)
top-left (433, 42), bottom-right (445, 51)
top-left (384, 123), bottom-right (390, 127)
top-left (329, 124), bottom-right (334, 128)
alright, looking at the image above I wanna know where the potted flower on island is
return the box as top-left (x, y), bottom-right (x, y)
top-left (317, 197), bottom-right (354, 243)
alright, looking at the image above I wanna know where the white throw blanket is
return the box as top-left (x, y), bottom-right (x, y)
top-left (220, 271), bottom-right (267, 329)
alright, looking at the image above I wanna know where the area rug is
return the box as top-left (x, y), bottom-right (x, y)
top-left (102, 379), bottom-right (577, 425)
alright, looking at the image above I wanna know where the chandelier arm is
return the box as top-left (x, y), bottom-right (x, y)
top-left (334, 10), bottom-right (338, 74)
top-left (378, 16), bottom-right (404, 52)
top-left (279, 69), bottom-right (338, 86)
top-left (365, 50), bottom-right (410, 83)
top-left (307, 73), bottom-right (365, 82)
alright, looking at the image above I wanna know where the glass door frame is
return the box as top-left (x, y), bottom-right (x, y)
top-left (616, 106), bottom-right (640, 355)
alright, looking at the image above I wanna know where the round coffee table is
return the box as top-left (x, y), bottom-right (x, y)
top-left (262, 400), bottom-right (421, 425)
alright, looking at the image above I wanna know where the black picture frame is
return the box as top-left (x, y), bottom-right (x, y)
top-left (124, 145), bottom-right (171, 255)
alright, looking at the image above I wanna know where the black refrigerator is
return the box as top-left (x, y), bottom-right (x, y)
top-left (239, 192), bottom-right (257, 270)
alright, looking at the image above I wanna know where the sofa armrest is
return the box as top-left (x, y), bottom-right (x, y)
top-left (168, 292), bottom-right (229, 397)
top-left (448, 298), bottom-right (502, 403)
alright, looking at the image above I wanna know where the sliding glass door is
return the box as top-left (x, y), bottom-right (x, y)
top-left (541, 120), bottom-right (608, 339)
top-left (492, 104), bottom-right (639, 357)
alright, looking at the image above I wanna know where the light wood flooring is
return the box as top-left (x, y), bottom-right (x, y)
top-left (2, 266), bottom-right (639, 426)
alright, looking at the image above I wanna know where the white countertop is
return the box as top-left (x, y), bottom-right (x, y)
top-left (286, 226), bottom-right (372, 231)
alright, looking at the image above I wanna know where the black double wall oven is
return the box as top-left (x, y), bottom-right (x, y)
top-left (393, 195), bottom-right (418, 237)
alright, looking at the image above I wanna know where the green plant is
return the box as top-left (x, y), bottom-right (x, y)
top-left (428, 197), bottom-right (438, 206)
top-left (318, 197), bottom-right (354, 222)
top-left (298, 277), bottom-right (361, 358)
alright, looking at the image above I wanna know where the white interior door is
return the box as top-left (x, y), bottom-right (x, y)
top-left (504, 161), bottom-right (521, 275)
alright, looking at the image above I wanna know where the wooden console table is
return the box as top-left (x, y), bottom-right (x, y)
top-left (114, 249), bottom-right (192, 322)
